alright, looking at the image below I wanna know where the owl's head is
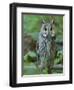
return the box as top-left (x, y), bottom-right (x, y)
top-left (40, 20), bottom-right (55, 38)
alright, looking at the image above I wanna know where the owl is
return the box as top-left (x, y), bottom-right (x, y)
top-left (36, 20), bottom-right (55, 72)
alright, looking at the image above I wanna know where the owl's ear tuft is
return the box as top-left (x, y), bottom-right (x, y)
top-left (41, 20), bottom-right (46, 24)
top-left (51, 19), bottom-right (54, 25)
top-left (40, 16), bottom-right (46, 24)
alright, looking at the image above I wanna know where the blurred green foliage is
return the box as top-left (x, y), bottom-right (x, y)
top-left (24, 51), bottom-right (37, 62)
top-left (22, 14), bottom-right (63, 75)
top-left (54, 50), bottom-right (63, 64)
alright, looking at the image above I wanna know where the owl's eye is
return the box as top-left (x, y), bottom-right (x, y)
top-left (45, 27), bottom-right (47, 31)
top-left (50, 26), bottom-right (52, 31)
